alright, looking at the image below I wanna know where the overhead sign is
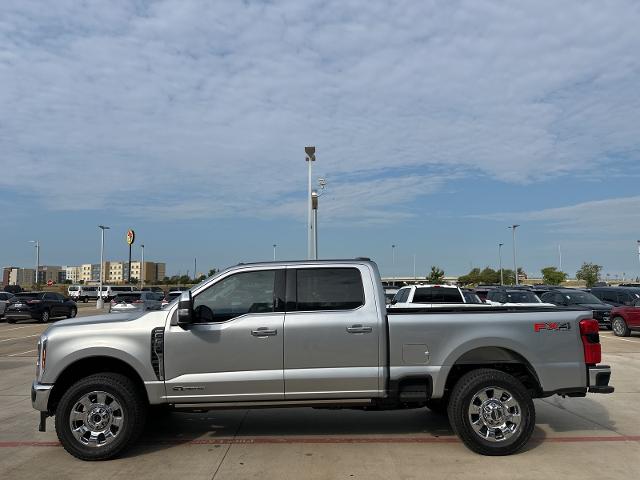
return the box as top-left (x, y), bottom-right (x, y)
top-left (126, 229), bottom-right (135, 246)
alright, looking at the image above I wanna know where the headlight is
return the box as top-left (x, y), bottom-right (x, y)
top-left (36, 336), bottom-right (47, 380)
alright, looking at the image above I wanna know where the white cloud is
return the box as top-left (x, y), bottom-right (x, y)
top-left (1, 0), bottom-right (640, 219)
top-left (475, 195), bottom-right (640, 235)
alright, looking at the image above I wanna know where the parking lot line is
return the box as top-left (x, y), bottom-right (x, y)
top-left (600, 335), bottom-right (639, 343)
top-left (6, 349), bottom-right (37, 357)
top-left (0, 435), bottom-right (639, 448)
top-left (0, 325), bottom-right (42, 333)
top-left (0, 334), bottom-right (40, 344)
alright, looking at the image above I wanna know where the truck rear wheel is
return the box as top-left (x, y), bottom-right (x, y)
top-left (55, 373), bottom-right (146, 461)
top-left (447, 368), bottom-right (535, 456)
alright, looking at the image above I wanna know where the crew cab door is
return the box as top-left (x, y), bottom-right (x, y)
top-left (164, 268), bottom-right (285, 403)
top-left (283, 266), bottom-right (382, 399)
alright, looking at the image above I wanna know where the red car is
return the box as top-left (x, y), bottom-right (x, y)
top-left (610, 302), bottom-right (640, 336)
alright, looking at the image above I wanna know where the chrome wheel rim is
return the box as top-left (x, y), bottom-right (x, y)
top-left (42, 311), bottom-right (49, 321)
top-left (69, 391), bottom-right (124, 448)
top-left (613, 318), bottom-right (624, 335)
top-left (71, 309), bottom-right (77, 318)
top-left (468, 386), bottom-right (521, 442)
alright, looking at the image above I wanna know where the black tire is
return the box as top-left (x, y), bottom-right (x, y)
top-left (612, 316), bottom-right (631, 337)
top-left (425, 397), bottom-right (449, 415)
top-left (55, 373), bottom-right (147, 461)
top-left (83, 297), bottom-right (88, 303)
top-left (447, 368), bottom-right (535, 456)
top-left (67, 307), bottom-right (77, 319)
top-left (7, 319), bottom-right (15, 324)
top-left (40, 309), bottom-right (50, 323)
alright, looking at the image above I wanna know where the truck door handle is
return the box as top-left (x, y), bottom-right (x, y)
top-left (251, 328), bottom-right (278, 337)
top-left (347, 325), bottom-right (373, 334)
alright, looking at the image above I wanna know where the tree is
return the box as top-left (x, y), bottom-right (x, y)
top-left (426, 266), bottom-right (445, 284)
top-left (541, 267), bottom-right (567, 285)
top-left (208, 268), bottom-right (218, 277)
top-left (576, 262), bottom-right (602, 288)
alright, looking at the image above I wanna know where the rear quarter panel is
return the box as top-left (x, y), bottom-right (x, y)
top-left (388, 309), bottom-right (592, 398)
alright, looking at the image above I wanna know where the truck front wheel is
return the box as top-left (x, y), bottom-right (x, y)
top-left (447, 368), bottom-right (535, 456)
top-left (55, 373), bottom-right (146, 461)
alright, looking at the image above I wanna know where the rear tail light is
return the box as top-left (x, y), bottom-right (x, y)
top-left (110, 299), bottom-right (116, 304)
top-left (133, 299), bottom-right (144, 304)
top-left (579, 319), bottom-right (601, 365)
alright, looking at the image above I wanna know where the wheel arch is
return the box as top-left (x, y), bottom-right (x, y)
top-left (443, 346), bottom-right (543, 399)
top-left (47, 356), bottom-right (148, 413)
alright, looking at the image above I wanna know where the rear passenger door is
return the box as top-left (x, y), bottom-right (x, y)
top-left (283, 266), bottom-right (381, 399)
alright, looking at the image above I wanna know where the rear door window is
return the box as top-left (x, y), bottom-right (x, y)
top-left (292, 268), bottom-right (364, 311)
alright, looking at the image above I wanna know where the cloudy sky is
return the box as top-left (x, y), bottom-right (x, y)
top-left (2, 0), bottom-right (640, 279)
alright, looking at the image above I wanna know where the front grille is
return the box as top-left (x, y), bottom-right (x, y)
top-left (151, 327), bottom-right (165, 380)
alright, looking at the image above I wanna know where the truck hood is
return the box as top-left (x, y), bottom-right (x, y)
top-left (43, 310), bottom-right (167, 338)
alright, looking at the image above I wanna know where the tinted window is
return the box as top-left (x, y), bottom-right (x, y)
top-left (413, 287), bottom-right (463, 303)
top-left (504, 291), bottom-right (540, 303)
top-left (194, 270), bottom-right (276, 321)
top-left (69, 286), bottom-right (79, 291)
top-left (294, 268), bottom-right (364, 311)
top-left (463, 291), bottom-right (483, 304)
top-left (114, 293), bottom-right (142, 303)
top-left (563, 291), bottom-right (602, 304)
top-left (394, 288), bottom-right (410, 303)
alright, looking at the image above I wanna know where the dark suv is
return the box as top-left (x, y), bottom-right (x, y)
top-left (540, 289), bottom-right (612, 329)
top-left (591, 287), bottom-right (640, 307)
top-left (5, 292), bottom-right (77, 323)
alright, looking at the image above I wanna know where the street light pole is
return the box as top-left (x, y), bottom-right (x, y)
top-left (29, 240), bottom-right (40, 287)
top-left (305, 146), bottom-right (316, 260)
top-left (498, 243), bottom-right (504, 286)
top-left (140, 244), bottom-right (145, 289)
top-left (558, 244), bottom-right (563, 271)
top-left (312, 190), bottom-right (318, 260)
top-left (509, 225), bottom-right (520, 285)
top-left (392, 244), bottom-right (396, 286)
top-left (273, 244), bottom-right (277, 261)
top-left (97, 226), bottom-right (110, 309)
top-left (413, 254), bottom-right (416, 281)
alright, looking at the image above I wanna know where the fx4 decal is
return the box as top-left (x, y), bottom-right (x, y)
top-left (534, 322), bottom-right (571, 332)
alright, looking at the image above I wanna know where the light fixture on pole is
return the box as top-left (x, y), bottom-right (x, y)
top-left (508, 225), bottom-right (520, 285)
top-left (273, 244), bottom-right (277, 261)
top-left (140, 244), bottom-right (145, 289)
top-left (304, 147), bottom-right (316, 260)
top-left (498, 243), bottom-right (504, 286)
top-left (28, 240), bottom-right (40, 287)
top-left (97, 226), bottom-right (110, 309)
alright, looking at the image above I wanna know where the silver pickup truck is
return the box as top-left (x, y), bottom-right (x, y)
top-left (31, 259), bottom-right (613, 460)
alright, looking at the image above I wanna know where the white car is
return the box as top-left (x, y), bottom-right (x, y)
top-left (109, 291), bottom-right (162, 313)
top-left (485, 288), bottom-right (555, 307)
top-left (389, 284), bottom-right (489, 308)
top-left (0, 292), bottom-right (16, 318)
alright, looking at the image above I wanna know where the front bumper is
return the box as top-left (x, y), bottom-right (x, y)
top-left (588, 365), bottom-right (614, 393)
top-left (31, 381), bottom-right (53, 412)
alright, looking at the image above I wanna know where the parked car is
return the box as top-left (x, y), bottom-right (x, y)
top-left (110, 292), bottom-right (162, 313)
top-left (5, 292), bottom-right (77, 323)
top-left (142, 286), bottom-right (166, 295)
top-left (32, 259), bottom-right (613, 460)
top-left (461, 289), bottom-right (484, 304)
top-left (389, 284), bottom-right (467, 308)
top-left (609, 301), bottom-right (640, 336)
top-left (161, 290), bottom-right (183, 308)
top-left (591, 286), bottom-right (640, 307)
top-left (486, 288), bottom-right (554, 307)
top-left (540, 289), bottom-right (612, 329)
top-left (4, 284), bottom-right (22, 294)
top-left (67, 285), bottom-right (99, 303)
top-left (0, 292), bottom-right (16, 319)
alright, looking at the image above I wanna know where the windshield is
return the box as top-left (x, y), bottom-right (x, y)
top-left (113, 293), bottom-right (142, 303)
top-left (505, 291), bottom-right (540, 303)
top-left (565, 292), bottom-right (602, 304)
top-left (68, 286), bottom-right (79, 291)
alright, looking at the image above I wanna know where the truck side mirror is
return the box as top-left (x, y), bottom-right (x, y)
top-left (176, 291), bottom-right (193, 326)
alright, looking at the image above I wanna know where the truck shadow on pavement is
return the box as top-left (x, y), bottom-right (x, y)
top-left (126, 407), bottom-right (455, 457)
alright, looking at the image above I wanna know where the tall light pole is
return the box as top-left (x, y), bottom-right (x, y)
top-left (97, 226), bottom-right (110, 309)
top-left (140, 244), bottom-right (145, 289)
top-left (637, 240), bottom-right (640, 272)
top-left (508, 225), bottom-right (520, 285)
top-left (498, 243), bottom-right (504, 286)
top-left (413, 254), bottom-right (417, 281)
top-left (28, 240), bottom-right (40, 287)
top-left (305, 146), bottom-right (316, 260)
top-left (392, 244), bottom-right (396, 286)
top-left (273, 244), bottom-right (277, 261)
top-left (558, 244), bottom-right (563, 271)
top-left (311, 190), bottom-right (318, 259)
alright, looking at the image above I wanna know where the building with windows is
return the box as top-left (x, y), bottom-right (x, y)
top-left (65, 266), bottom-right (81, 283)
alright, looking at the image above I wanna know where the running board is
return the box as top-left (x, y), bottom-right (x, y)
top-left (173, 398), bottom-right (373, 410)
